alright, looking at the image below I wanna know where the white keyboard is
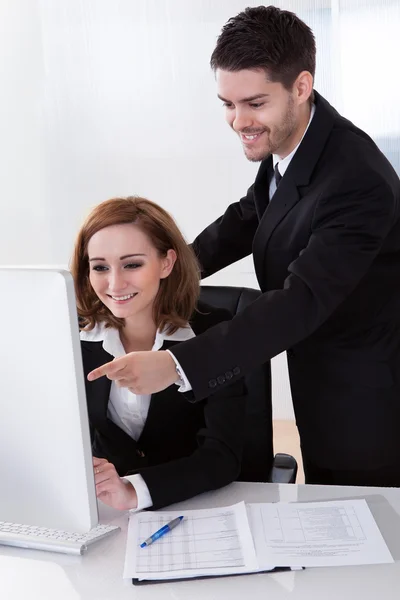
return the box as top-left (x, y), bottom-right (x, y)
top-left (0, 521), bottom-right (120, 555)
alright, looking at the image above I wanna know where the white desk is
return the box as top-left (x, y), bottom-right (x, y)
top-left (1, 482), bottom-right (400, 599)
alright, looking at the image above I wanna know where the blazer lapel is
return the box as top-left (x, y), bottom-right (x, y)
top-left (137, 338), bottom-right (189, 444)
top-left (81, 341), bottom-right (112, 425)
top-left (253, 172), bottom-right (301, 280)
top-left (137, 386), bottom-right (175, 446)
top-left (252, 90), bottom-right (337, 282)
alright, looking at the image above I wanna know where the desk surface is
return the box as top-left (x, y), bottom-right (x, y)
top-left (2, 482), bottom-right (400, 600)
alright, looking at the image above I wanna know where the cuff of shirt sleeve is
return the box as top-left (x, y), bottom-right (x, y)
top-left (123, 473), bottom-right (153, 512)
top-left (166, 349), bottom-right (193, 392)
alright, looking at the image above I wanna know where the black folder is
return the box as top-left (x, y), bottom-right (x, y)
top-left (132, 566), bottom-right (304, 585)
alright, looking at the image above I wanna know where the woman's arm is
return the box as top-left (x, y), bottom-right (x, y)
top-left (136, 378), bottom-right (247, 510)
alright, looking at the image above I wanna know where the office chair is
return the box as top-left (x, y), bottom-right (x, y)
top-left (199, 285), bottom-right (298, 484)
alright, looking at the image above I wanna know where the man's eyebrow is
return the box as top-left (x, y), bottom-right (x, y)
top-left (217, 93), bottom-right (270, 103)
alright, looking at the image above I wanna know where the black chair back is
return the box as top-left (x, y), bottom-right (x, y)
top-left (199, 285), bottom-right (274, 482)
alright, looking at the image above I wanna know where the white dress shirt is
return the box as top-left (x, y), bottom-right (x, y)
top-left (172, 103), bottom-right (316, 393)
top-left (80, 322), bottom-right (195, 510)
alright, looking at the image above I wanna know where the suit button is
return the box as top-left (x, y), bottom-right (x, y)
top-left (225, 370), bottom-right (233, 380)
top-left (217, 375), bottom-right (226, 385)
top-left (287, 349), bottom-right (295, 359)
top-left (208, 379), bottom-right (217, 388)
top-left (232, 366), bottom-right (241, 376)
top-left (136, 449), bottom-right (145, 458)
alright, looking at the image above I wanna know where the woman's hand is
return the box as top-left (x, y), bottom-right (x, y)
top-left (93, 457), bottom-right (138, 510)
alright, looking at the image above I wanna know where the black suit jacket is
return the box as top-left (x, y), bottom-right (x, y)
top-left (172, 91), bottom-right (400, 471)
top-left (81, 303), bottom-right (246, 510)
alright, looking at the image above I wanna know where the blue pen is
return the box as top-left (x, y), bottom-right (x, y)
top-left (140, 516), bottom-right (184, 548)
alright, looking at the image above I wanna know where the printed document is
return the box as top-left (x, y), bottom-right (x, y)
top-left (124, 501), bottom-right (260, 580)
top-left (124, 498), bottom-right (393, 580)
top-left (247, 498), bottom-right (393, 568)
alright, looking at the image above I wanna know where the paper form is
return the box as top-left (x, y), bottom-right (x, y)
top-left (124, 501), bottom-right (259, 580)
top-left (247, 499), bottom-right (393, 568)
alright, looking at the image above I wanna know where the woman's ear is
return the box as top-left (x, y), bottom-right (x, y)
top-left (160, 249), bottom-right (177, 279)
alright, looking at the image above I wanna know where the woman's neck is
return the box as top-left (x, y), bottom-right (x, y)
top-left (120, 316), bottom-right (158, 353)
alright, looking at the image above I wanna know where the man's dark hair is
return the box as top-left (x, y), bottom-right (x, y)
top-left (210, 5), bottom-right (316, 91)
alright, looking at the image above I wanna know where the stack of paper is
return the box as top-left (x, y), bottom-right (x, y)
top-left (247, 500), bottom-right (393, 568)
top-left (123, 499), bottom-right (393, 582)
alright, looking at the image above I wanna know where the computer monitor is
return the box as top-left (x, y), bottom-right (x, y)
top-left (0, 267), bottom-right (98, 533)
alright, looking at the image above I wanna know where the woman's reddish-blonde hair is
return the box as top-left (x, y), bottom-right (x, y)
top-left (70, 196), bottom-right (200, 334)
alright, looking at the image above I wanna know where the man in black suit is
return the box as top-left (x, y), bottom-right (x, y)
top-left (89, 6), bottom-right (400, 486)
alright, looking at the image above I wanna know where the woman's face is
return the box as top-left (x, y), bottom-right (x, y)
top-left (87, 223), bottom-right (176, 322)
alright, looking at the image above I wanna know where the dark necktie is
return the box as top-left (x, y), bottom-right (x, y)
top-left (274, 163), bottom-right (282, 187)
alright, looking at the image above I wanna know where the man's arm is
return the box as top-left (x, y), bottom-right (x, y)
top-left (172, 173), bottom-right (398, 400)
top-left (192, 183), bottom-right (258, 278)
top-left (87, 169), bottom-right (399, 400)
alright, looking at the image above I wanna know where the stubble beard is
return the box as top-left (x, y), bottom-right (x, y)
top-left (244, 96), bottom-right (297, 163)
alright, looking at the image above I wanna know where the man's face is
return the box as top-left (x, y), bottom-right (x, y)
top-left (216, 68), bottom-right (300, 162)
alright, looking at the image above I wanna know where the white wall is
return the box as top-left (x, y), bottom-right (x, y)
top-left (35, 0), bottom-right (262, 281)
top-left (0, 0), bottom-right (51, 263)
top-left (0, 0), bottom-right (399, 419)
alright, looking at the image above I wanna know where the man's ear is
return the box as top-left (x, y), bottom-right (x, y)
top-left (294, 70), bottom-right (313, 106)
top-left (160, 249), bottom-right (177, 279)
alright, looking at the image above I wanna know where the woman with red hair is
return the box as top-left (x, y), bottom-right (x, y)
top-left (70, 196), bottom-right (246, 511)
